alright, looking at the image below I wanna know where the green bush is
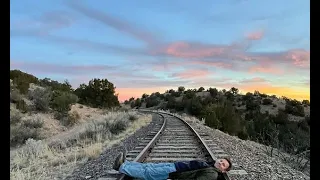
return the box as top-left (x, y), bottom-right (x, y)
top-left (285, 104), bottom-right (305, 117)
top-left (272, 109), bottom-right (289, 125)
top-left (237, 130), bottom-right (249, 140)
top-left (22, 117), bottom-right (44, 129)
top-left (10, 89), bottom-right (22, 103)
top-left (246, 100), bottom-right (261, 112)
top-left (28, 88), bottom-right (52, 112)
top-left (10, 125), bottom-right (41, 147)
top-left (198, 87), bottom-right (205, 92)
top-left (10, 70), bottom-right (39, 94)
top-left (262, 98), bottom-right (273, 105)
top-left (110, 119), bottom-right (129, 135)
top-left (129, 114), bottom-right (138, 121)
top-left (10, 110), bottom-right (22, 125)
top-left (204, 110), bottom-right (221, 129)
top-left (50, 91), bottom-right (78, 113)
top-left (208, 88), bottom-right (218, 98)
top-left (74, 78), bottom-right (119, 108)
top-left (16, 99), bottom-right (28, 113)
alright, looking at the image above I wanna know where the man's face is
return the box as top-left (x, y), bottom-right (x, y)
top-left (214, 159), bottom-right (230, 173)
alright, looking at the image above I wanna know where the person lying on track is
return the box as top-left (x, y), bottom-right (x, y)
top-left (113, 151), bottom-right (232, 180)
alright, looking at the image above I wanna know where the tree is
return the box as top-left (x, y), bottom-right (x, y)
top-left (262, 98), bottom-right (273, 105)
top-left (230, 87), bottom-right (239, 95)
top-left (302, 100), bottom-right (310, 106)
top-left (198, 87), bottom-right (205, 92)
top-left (208, 88), bottom-right (218, 98)
top-left (254, 90), bottom-right (260, 96)
top-left (142, 93), bottom-right (149, 99)
top-left (10, 70), bottom-right (39, 94)
top-left (178, 86), bottom-right (185, 92)
top-left (75, 78), bottom-right (119, 108)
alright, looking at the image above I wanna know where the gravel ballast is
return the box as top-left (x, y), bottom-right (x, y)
top-left (65, 113), bottom-right (163, 180)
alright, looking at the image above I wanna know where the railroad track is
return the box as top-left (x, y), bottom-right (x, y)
top-left (113, 110), bottom-right (247, 180)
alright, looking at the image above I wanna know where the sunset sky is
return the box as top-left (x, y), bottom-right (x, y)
top-left (10, 0), bottom-right (310, 102)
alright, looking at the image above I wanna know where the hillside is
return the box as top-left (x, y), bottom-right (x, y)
top-left (10, 70), bottom-right (153, 179)
top-left (10, 70), bottom-right (309, 179)
top-left (126, 87), bottom-right (310, 176)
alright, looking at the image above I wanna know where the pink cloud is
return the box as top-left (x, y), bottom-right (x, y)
top-left (248, 66), bottom-right (284, 74)
top-left (245, 30), bottom-right (265, 40)
top-left (190, 60), bottom-right (234, 69)
top-left (285, 49), bottom-right (310, 68)
top-left (171, 69), bottom-right (210, 79)
top-left (164, 42), bottom-right (227, 58)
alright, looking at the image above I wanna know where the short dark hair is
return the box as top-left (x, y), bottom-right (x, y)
top-left (223, 157), bottom-right (232, 171)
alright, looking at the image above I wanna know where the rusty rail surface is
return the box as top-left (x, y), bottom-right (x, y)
top-left (117, 110), bottom-right (231, 180)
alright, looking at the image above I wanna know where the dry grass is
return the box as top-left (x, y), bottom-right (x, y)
top-left (10, 110), bottom-right (152, 180)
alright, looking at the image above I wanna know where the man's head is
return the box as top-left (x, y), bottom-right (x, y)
top-left (214, 158), bottom-right (232, 173)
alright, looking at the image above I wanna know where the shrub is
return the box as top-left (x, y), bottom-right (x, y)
top-left (67, 110), bottom-right (81, 126)
top-left (50, 91), bottom-right (78, 113)
top-left (110, 119), bottom-right (129, 135)
top-left (285, 104), bottom-right (305, 117)
top-left (208, 88), bottom-right (218, 98)
top-left (260, 93), bottom-right (268, 98)
top-left (273, 109), bottom-right (289, 125)
top-left (204, 111), bottom-right (221, 129)
top-left (10, 125), bottom-right (41, 147)
top-left (16, 99), bottom-right (28, 113)
top-left (246, 100), bottom-right (261, 112)
top-left (22, 116), bottom-right (44, 129)
top-left (129, 114), bottom-right (138, 121)
top-left (10, 89), bottom-right (22, 103)
top-left (302, 100), bottom-right (310, 106)
top-left (178, 86), bottom-right (185, 92)
top-left (237, 130), bottom-right (249, 140)
top-left (10, 110), bottom-right (22, 125)
top-left (28, 87), bottom-right (52, 112)
top-left (198, 87), bottom-right (205, 92)
top-left (262, 98), bottom-right (273, 105)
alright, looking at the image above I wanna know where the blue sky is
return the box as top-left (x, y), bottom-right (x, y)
top-left (10, 0), bottom-right (310, 101)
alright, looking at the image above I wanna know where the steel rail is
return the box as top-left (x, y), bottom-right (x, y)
top-left (117, 112), bottom-right (167, 180)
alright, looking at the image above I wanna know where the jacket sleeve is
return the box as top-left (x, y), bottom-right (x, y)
top-left (194, 170), bottom-right (218, 180)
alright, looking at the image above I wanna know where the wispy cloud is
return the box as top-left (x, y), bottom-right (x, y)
top-left (171, 68), bottom-right (211, 79)
top-left (66, 0), bottom-right (159, 45)
top-left (240, 77), bottom-right (267, 83)
top-left (10, 60), bottom-right (115, 75)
